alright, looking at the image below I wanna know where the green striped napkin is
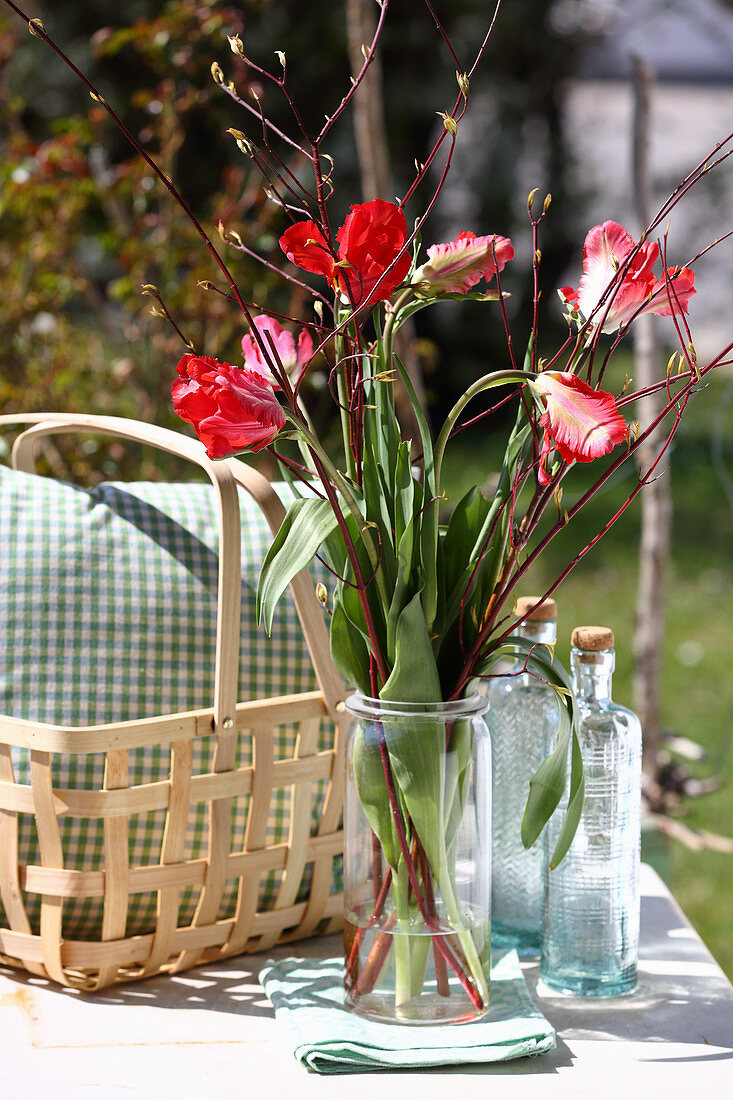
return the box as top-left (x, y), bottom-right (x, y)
top-left (260, 949), bottom-right (555, 1074)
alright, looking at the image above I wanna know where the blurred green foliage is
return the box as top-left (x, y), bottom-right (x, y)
top-left (0, 0), bottom-right (587, 479)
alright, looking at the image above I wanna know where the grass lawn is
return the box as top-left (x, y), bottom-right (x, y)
top-left (441, 357), bottom-right (733, 980)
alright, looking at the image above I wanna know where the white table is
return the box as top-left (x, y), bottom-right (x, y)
top-left (1, 865), bottom-right (731, 1098)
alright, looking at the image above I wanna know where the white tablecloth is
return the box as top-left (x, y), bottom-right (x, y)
top-left (1, 864), bottom-right (731, 1098)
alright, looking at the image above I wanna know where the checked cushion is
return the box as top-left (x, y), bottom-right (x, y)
top-left (0, 468), bottom-right (335, 938)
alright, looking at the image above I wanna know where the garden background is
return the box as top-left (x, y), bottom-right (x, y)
top-left (1, 0), bottom-right (732, 976)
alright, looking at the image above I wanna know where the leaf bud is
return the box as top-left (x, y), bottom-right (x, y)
top-left (227, 34), bottom-right (245, 57)
top-left (28, 18), bottom-right (45, 37)
top-left (315, 583), bottom-right (328, 606)
top-left (210, 61), bottom-right (224, 84)
top-left (456, 71), bottom-right (470, 97)
top-left (438, 112), bottom-right (457, 137)
top-left (534, 248), bottom-right (542, 265)
top-left (275, 50), bottom-right (286, 69)
top-left (527, 188), bottom-right (538, 212)
top-left (543, 192), bottom-right (552, 213)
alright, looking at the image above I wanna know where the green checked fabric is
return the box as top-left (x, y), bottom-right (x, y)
top-left (0, 467), bottom-right (338, 939)
top-left (260, 949), bottom-right (556, 1073)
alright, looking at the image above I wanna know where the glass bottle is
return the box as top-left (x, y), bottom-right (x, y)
top-left (343, 693), bottom-right (491, 1024)
top-left (485, 596), bottom-right (559, 956)
top-left (541, 626), bottom-right (641, 996)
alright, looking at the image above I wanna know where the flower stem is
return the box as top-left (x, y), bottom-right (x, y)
top-left (374, 724), bottom-right (485, 1010)
top-left (433, 369), bottom-right (534, 488)
top-left (345, 865), bottom-right (393, 988)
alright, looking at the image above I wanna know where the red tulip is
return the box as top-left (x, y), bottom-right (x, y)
top-left (241, 314), bottom-right (314, 388)
top-left (529, 370), bottom-right (629, 484)
top-left (172, 354), bottom-right (285, 459)
top-left (278, 220), bottom-right (334, 281)
top-left (413, 230), bottom-right (514, 295)
top-left (560, 220), bottom-right (695, 333)
top-left (280, 199), bottom-right (411, 307)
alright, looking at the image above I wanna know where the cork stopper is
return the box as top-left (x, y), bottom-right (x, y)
top-left (514, 596), bottom-right (557, 622)
top-left (571, 626), bottom-right (614, 663)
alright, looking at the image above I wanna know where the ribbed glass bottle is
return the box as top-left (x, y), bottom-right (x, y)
top-left (542, 626), bottom-right (641, 996)
top-left (486, 596), bottom-right (559, 956)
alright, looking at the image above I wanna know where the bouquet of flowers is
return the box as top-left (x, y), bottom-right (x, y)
top-left (9, 0), bottom-right (731, 1020)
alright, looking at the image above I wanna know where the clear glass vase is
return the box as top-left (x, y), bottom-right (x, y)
top-left (343, 693), bottom-right (491, 1025)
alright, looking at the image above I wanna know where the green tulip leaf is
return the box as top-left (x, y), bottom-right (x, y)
top-left (257, 497), bottom-right (338, 633)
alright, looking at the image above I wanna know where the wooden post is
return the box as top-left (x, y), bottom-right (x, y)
top-left (345, 0), bottom-right (392, 205)
top-left (345, 0), bottom-right (428, 434)
top-left (631, 56), bottom-right (671, 776)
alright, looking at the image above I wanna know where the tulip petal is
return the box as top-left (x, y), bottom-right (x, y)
top-left (241, 314), bottom-right (313, 387)
top-left (566, 220), bottom-right (695, 333)
top-left (279, 220), bottom-right (335, 281)
top-left (335, 199), bottom-right (411, 306)
top-left (172, 355), bottom-right (285, 459)
top-left (279, 200), bottom-right (411, 307)
top-left (414, 230), bottom-right (514, 295)
top-left (530, 371), bottom-right (628, 468)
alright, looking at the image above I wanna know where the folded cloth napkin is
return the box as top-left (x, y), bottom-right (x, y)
top-left (259, 948), bottom-right (555, 1074)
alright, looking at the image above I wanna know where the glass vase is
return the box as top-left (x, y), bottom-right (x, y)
top-left (343, 693), bottom-right (491, 1024)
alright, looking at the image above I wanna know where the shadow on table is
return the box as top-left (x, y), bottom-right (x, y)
top-left (523, 893), bottom-right (733, 1054)
top-left (1, 891), bottom-right (731, 1067)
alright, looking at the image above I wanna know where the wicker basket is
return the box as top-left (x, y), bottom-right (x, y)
top-left (0, 414), bottom-right (346, 991)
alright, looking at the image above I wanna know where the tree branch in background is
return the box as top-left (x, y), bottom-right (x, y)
top-left (631, 55), bottom-right (671, 780)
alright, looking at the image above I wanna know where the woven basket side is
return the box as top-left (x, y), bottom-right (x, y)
top-left (0, 700), bottom-right (345, 989)
top-left (0, 415), bottom-right (347, 990)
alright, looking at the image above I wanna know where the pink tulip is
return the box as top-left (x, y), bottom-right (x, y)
top-left (529, 370), bottom-right (629, 484)
top-left (172, 354), bottom-right (285, 459)
top-left (241, 314), bottom-right (314, 387)
top-left (413, 230), bottom-right (514, 295)
top-left (560, 220), bottom-right (695, 333)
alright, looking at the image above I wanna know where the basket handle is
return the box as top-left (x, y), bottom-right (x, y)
top-left (226, 457), bottom-right (345, 716)
top-left (3, 414), bottom-right (242, 735)
top-left (0, 413), bottom-right (344, 720)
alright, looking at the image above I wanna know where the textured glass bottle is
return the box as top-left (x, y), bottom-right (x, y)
top-left (343, 694), bottom-right (491, 1024)
top-left (542, 626), bottom-right (641, 996)
top-left (486, 596), bottom-right (559, 956)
